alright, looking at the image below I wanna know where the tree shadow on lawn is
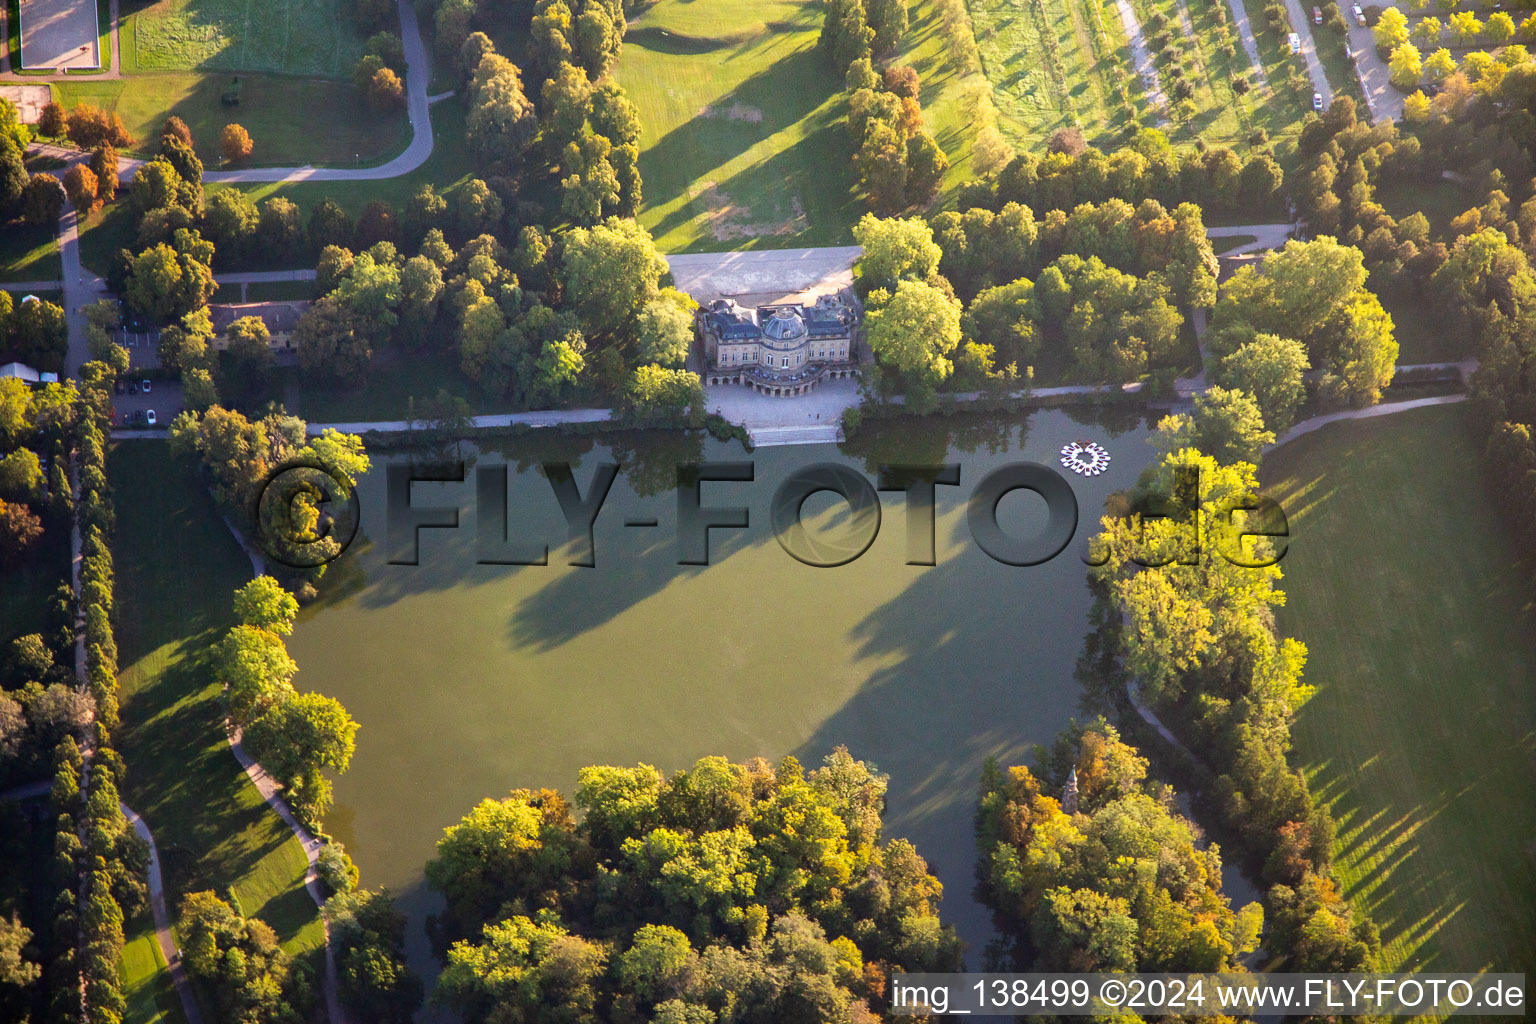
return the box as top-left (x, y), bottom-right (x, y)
top-left (636, 46), bottom-right (858, 247)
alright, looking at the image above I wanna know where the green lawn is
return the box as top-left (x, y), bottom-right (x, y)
top-left (52, 73), bottom-right (408, 168)
top-left (111, 442), bottom-right (325, 994)
top-left (1377, 177), bottom-right (1474, 237)
top-left (286, 347), bottom-right (523, 422)
top-left (125, 0), bottom-right (369, 77)
top-left (1263, 403), bottom-right (1536, 976)
top-left (0, 221), bottom-right (62, 283)
top-left (1378, 288), bottom-right (1471, 364)
top-left (0, 515), bottom-right (68, 647)
top-left (615, 0), bottom-right (860, 251)
top-left (122, 913), bottom-right (188, 1024)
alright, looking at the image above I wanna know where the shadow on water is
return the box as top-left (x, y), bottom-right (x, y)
top-left (299, 407), bottom-right (1173, 988)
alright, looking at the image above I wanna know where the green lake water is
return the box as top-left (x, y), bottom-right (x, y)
top-left (285, 406), bottom-right (1184, 989)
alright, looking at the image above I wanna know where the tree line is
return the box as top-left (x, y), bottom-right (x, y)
top-left (821, 0), bottom-right (952, 213)
top-left (1079, 447), bottom-right (1382, 973)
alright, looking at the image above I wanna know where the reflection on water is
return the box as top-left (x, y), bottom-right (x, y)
top-left (286, 407), bottom-right (1192, 997)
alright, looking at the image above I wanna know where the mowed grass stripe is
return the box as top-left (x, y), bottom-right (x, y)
top-left (1262, 404), bottom-right (1536, 975)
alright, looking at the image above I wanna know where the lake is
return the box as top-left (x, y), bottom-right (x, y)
top-left (285, 405), bottom-right (1190, 995)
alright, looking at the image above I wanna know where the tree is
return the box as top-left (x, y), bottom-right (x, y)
top-left (853, 213), bottom-right (941, 294)
top-left (182, 367), bottom-right (219, 412)
top-left (157, 307), bottom-right (214, 373)
top-left (865, 278), bottom-right (962, 391)
top-left (9, 298), bottom-right (68, 371)
top-left (854, 119), bottom-right (909, 214)
top-left (0, 499), bottom-right (44, 567)
top-left (866, 0), bottom-right (909, 51)
top-left (123, 236), bottom-right (214, 322)
top-left (1388, 43), bottom-right (1422, 89)
top-left (296, 296), bottom-right (373, 386)
top-left (225, 315), bottom-right (276, 391)
top-left (63, 164), bottom-right (100, 216)
top-left (466, 52), bottom-right (538, 166)
top-left (456, 179), bottom-right (504, 238)
top-left (38, 101), bottom-right (66, 138)
top-left (542, 61), bottom-right (593, 152)
top-left (1158, 386), bottom-right (1276, 463)
top-left (635, 294), bottom-right (695, 368)
top-left (1484, 9), bottom-right (1514, 41)
top-left (561, 217), bottom-right (668, 340)
top-left (368, 67), bottom-right (406, 111)
top-left (0, 913), bottom-right (40, 988)
top-left (400, 255), bottom-right (445, 343)
top-left (259, 197), bottom-right (306, 261)
top-left (1373, 6), bottom-right (1409, 47)
top-left (203, 188), bottom-right (260, 258)
top-left (905, 130), bottom-right (948, 204)
top-left (309, 198), bottom-right (355, 253)
top-left (1213, 333), bottom-right (1310, 431)
top-left (0, 449), bottom-right (44, 503)
top-left (623, 365), bottom-right (705, 424)
top-left (22, 174), bottom-right (65, 225)
top-left (0, 138), bottom-right (25, 216)
top-left (160, 116), bottom-right (193, 149)
top-left (234, 575), bottom-right (299, 635)
top-left (1423, 46), bottom-right (1456, 81)
top-left (405, 184), bottom-right (448, 243)
top-left (1412, 15), bottom-right (1442, 44)
top-left (220, 123), bottom-right (254, 164)
top-left (1447, 9), bottom-right (1481, 43)
top-left (89, 143), bottom-right (120, 203)
top-left (245, 691), bottom-right (359, 820)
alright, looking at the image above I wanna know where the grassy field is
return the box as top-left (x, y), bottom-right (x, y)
top-left (111, 442), bottom-right (325, 987)
top-left (616, 0), bottom-right (859, 251)
top-left (122, 912), bottom-right (188, 1024)
top-left (52, 73), bottom-right (408, 167)
top-left (0, 222), bottom-right (61, 283)
top-left (125, 0), bottom-right (368, 77)
top-left (0, 518), bottom-right (68, 648)
top-left (1263, 403), bottom-right (1536, 976)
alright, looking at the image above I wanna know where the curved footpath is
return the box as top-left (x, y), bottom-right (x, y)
top-left (0, 784), bottom-right (203, 1024)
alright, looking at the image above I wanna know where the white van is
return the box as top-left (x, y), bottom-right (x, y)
top-left (1288, 31), bottom-right (1301, 53)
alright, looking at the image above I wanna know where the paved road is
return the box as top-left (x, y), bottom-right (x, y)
top-left (1284, 0), bottom-right (1335, 105)
top-left (1337, 0), bottom-right (1404, 123)
top-left (1208, 222), bottom-right (1295, 254)
top-left (0, 279), bottom-right (64, 293)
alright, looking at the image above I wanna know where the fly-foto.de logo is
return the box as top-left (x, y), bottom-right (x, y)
top-left (380, 458), bottom-right (1287, 571)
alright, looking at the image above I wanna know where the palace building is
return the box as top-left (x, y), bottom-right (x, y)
top-left (698, 293), bottom-right (860, 397)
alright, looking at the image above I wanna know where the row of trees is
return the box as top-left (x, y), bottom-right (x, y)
top-left (821, 0), bottom-right (952, 213)
top-left (977, 720), bottom-right (1263, 971)
top-left (212, 576), bottom-right (361, 824)
top-left (955, 130), bottom-right (1286, 224)
top-left (1082, 448), bottom-right (1381, 972)
top-left (427, 749), bottom-right (961, 1022)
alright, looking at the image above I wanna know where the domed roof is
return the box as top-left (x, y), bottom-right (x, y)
top-left (761, 309), bottom-right (807, 341)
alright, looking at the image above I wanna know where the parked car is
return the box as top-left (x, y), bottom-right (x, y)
top-left (141, 379), bottom-right (152, 394)
top-left (145, 410), bottom-right (157, 426)
top-left (1313, 5), bottom-right (1322, 23)
top-left (1313, 91), bottom-right (1325, 110)
top-left (113, 379), bottom-right (124, 395)
top-left (1288, 31), bottom-right (1301, 53)
top-left (1352, 3), bottom-right (1365, 24)
top-left (128, 380), bottom-right (139, 395)
top-left (129, 410), bottom-right (145, 427)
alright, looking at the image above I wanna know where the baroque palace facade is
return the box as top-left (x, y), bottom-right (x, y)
top-left (697, 293), bottom-right (860, 397)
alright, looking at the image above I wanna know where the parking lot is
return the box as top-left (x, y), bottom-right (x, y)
top-left (111, 379), bottom-right (183, 429)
